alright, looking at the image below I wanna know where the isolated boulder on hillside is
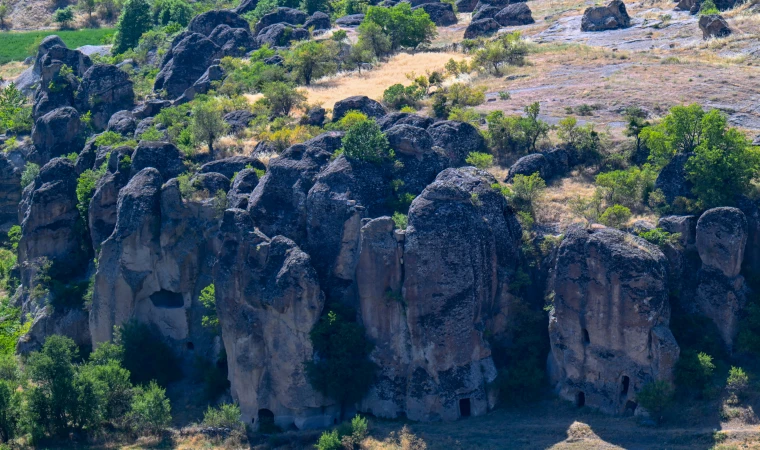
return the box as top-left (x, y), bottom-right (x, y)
top-left (227, 169), bottom-right (260, 209)
top-left (456, 0), bottom-right (479, 12)
top-left (129, 141), bottom-right (186, 180)
top-left (385, 124), bottom-right (434, 156)
top-left (209, 25), bottom-right (257, 57)
top-left (254, 7), bottom-right (308, 33)
top-left (107, 110), bottom-right (138, 136)
top-left (549, 227), bottom-right (679, 414)
top-left (336, 14), bottom-right (364, 27)
top-left (428, 120), bottom-right (488, 165)
top-left (494, 3), bottom-right (535, 26)
top-left (255, 23), bottom-right (310, 47)
top-left (304, 11), bottom-right (332, 30)
top-left (412, 2), bottom-right (457, 26)
top-left (581, 0), bottom-right (631, 31)
top-left (199, 156), bottom-right (265, 179)
top-left (699, 14), bottom-right (731, 39)
top-left (472, 5), bottom-right (501, 20)
top-left (507, 153), bottom-right (548, 181)
top-left (464, 18), bottom-right (501, 39)
top-left (332, 96), bottom-right (387, 121)
top-left (189, 9), bottom-right (251, 36)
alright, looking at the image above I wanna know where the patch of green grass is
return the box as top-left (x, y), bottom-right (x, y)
top-left (0, 28), bottom-right (115, 65)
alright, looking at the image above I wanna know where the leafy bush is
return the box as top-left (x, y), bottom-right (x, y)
top-left (128, 381), bottom-right (171, 434)
top-left (202, 403), bottom-right (243, 431)
top-left (305, 308), bottom-right (377, 411)
top-left (382, 83), bottom-right (424, 110)
top-left (556, 116), bottom-right (602, 164)
top-left (486, 103), bottom-right (549, 159)
top-left (465, 151), bottom-right (493, 169)
top-left (474, 32), bottom-right (527, 74)
top-left (341, 119), bottom-right (391, 163)
top-left (0, 83), bottom-right (32, 134)
top-left (598, 204), bottom-right (631, 229)
top-left (726, 366), bottom-right (749, 396)
top-left (699, 0), bottom-right (720, 14)
top-left (675, 351), bottom-right (715, 396)
top-left (261, 82), bottom-right (306, 117)
top-left (637, 228), bottom-right (681, 247)
top-left (595, 166), bottom-right (656, 209)
top-left (0, 299), bottom-right (28, 356)
top-left (447, 107), bottom-right (480, 126)
top-left (391, 212), bottom-right (407, 229)
top-left (637, 381), bottom-right (674, 423)
top-left (447, 83), bottom-right (486, 107)
top-left (20, 162), bottom-right (39, 188)
top-left (191, 97), bottom-right (229, 157)
top-left (362, 3), bottom-right (436, 52)
top-left (316, 429), bottom-right (342, 450)
top-left (152, 0), bottom-right (192, 26)
top-left (198, 284), bottom-right (218, 333)
top-left (76, 163), bottom-right (108, 223)
top-left (54, 7), bottom-right (75, 29)
top-left (286, 40), bottom-right (339, 85)
top-left (113, 0), bottom-right (152, 54)
top-left (509, 172), bottom-right (546, 209)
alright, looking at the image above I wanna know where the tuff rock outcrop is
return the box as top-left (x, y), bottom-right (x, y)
top-left (581, 0), bottom-right (631, 32)
top-left (0, 154), bottom-right (22, 233)
top-left (699, 14), bottom-right (731, 39)
top-left (549, 227), bottom-right (679, 414)
top-left (214, 211), bottom-right (336, 429)
top-left (464, 18), bottom-right (501, 39)
top-left (358, 167), bottom-right (522, 421)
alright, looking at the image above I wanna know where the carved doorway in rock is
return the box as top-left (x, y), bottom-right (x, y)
top-left (459, 398), bottom-right (471, 418)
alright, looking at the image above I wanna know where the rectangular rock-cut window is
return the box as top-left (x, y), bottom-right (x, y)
top-left (576, 391), bottom-right (585, 407)
top-left (621, 376), bottom-right (630, 395)
top-left (459, 398), bottom-right (471, 417)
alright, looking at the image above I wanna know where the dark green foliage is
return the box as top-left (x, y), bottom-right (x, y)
top-left (637, 381), bottom-right (674, 423)
top-left (286, 40), bottom-right (339, 86)
top-left (152, 0), bottom-right (193, 26)
top-left (486, 102), bottom-right (549, 160)
top-left (128, 381), bottom-right (171, 434)
top-left (341, 119), bottom-right (391, 163)
top-left (54, 7), bottom-right (76, 29)
top-left (0, 83), bottom-right (32, 134)
top-left (113, 0), bottom-right (153, 54)
top-left (76, 163), bottom-right (107, 225)
top-left (305, 307), bottom-right (377, 412)
top-left (382, 83), bottom-right (424, 110)
top-left (362, 3), bottom-right (436, 51)
top-left (0, 378), bottom-right (20, 442)
top-left (118, 320), bottom-right (181, 387)
top-left (675, 351), bottom-right (716, 398)
top-left (737, 294), bottom-right (760, 356)
top-left (262, 82), bottom-right (306, 117)
top-left (636, 228), bottom-right (681, 247)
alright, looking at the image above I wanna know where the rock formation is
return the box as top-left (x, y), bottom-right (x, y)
top-left (549, 227), bottom-right (679, 414)
top-left (581, 0), bottom-right (631, 32)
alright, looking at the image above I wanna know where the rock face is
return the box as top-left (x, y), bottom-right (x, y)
top-left (255, 7), bottom-right (308, 32)
top-left (385, 124), bottom-right (433, 156)
top-left (507, 153), bottom-right (548, 181)
top-left (412, 2), bottom-right (457, 26)
top-left (359, 167), bottom-right (522, 421)
top-left (428, 120), bottom-right (488, 165)
top-left (694, 207), bottom-right (748, 348)
top-left (464, 18), bottom-right (501, 39)
top-left (699, 14), bottom-right (731, 39)
top-left (304, 11), bottom-right (332, 30)
top-left (90, 169), bottom-right (220, 359)
top-left (154, 33), bottom-right (220, 99)
top-left (214, 212), bottom-right (336, 429)
top-left (130, 141), bottom-right (186, 180)
top-left (456, 0), bottom-right (479, 12)
top-left (581, 0), bottom-right (631, 32)
top-left (189, 10), bottom-right (251, 36)
top-left (332, 96), bottom-right (387, 122)
top-left (494, 3), bottom-right (535, 26)
top-left (548, 227), bottom-right (679, 415)
top-left (0, 154), bottom-right (22, 233)
top-left (31, 107), bottom-right (85, 160)
top-left (76, 64), bottom-right (135, 131)
top-left (336, 14), bottom-right (364, 27)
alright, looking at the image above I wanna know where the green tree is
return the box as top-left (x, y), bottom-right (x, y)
top-left (599, 204), bottom-right (632, 229)
top-left (355, 21), bottom-right (392, 58)
top-left (191, 97), bottom-right (229, 158)
top-left (465, 152), bottom-right (494, 169)
top-left (640, 103), bottom-right (706, 167)
top-left (675, 350), bottom-right (715, 396)
top-left (152, 0), bottom-right (192, 26)
top-left (0, 83), bottom-right (31, 134)
top-left (53, 6), bottom-right (75, 29)
top-left (84, 359), bottom-right (133, 422)
top-left (96, 0), bottom-right (122, 21)
top-left (301, 0), bottom-right (329, 14)
top-left (128, 381), bottom-right (171, 434)
top-left (382, 83), bottom-right (424, 110)
top-left (198, 284), bottom-right (219, 333)
top-left (595, 166), bottom-right (657, 209)
top-left (79, 0), bottom-right (97, 20)
top-left (523, 102), bottom-right (549, 153)
top-left (726, 366), bottom-right (749, 396)
top-left (509, 172), bottom-right (546, 212)
top-left (624, 106), bottom-right (649, 156)
top-left (637, 380), bottom-right (673, 424)
top-left (262, 82), bottom-right (306, 117)
top-left (0, 2), bottom-right (9, 30)
top-left (0, 379), bottom-right (20, 442)
top-left (286, 40), bottom-right (338, 86)
top-left (113, 0), bottom-right (152, 54)
top-left (341, 119), bottom-right (391, 163)
top-left (202, 403), bottom-right (243, 430)
top-left (685, 110), bottom-right (760, 208)
top-left (473, 32), bottom-right (527, 75)
top-left (363, 3), bottom-right (436, 51)
top-left (305, 309), bottom-right (377, 417)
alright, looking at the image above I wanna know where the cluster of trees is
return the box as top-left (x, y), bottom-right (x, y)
top-left (0, 335), bottom-right (171, 444)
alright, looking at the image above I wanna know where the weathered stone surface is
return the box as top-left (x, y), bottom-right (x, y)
top-left (224, 110), bottom-right (255, 134)
top-left (428, 120), bottom-right (488, 165)
top-left (249, 132), bottom-right (342, 244)
top-left (77, 64), bottom-right (135, 131)
top-left (654, 153), bottom-right (694, 203)
top-left (214, 214), bottom-right (335, 429)
top-left (507, 153), bottom-right (548, 181)
top-left (200, 156), bottom-right (265, 180)
top-left (412, 2), bottom-right (457, 25)
top-left (301, 106), bottom-right (326, 127)
top-left (90, 169), bottom-right (221, 357)
top-left (233, 0), bottom-right (259, 15)
top-left (227, 168), bottom-right (260, 209)
top-left (336, 14), bottom-right (364, 27)
top-left (548, 227), bottom-right (679, 414)
top-left (377, 112), bottom-right (434, 131)
top-left (130, 141), bottom-right (186, 180)
top-left (192, 172), bottom-right (231, 194)
top-left (659, 215), bottom-right (698, 248)
top-left (472, 5), bottom-right (501, 20)
top-left (360, 167), bottom-right (522, 421)
top-left (0, 153), bottom-right (22, 233)
top-left (32, 45), bottom-right (92, 119)
top-left (154, 33), bottom-right (220, 99)
top-left (31, 107), bottom-right (85, 160)
top-left (255, 23), bottom-right (309, 48)
top-left (333, 96), bottom-right (387, 122)
top-left (464, 18), bottom-right (501, 39)
top-left (189, 10), bottom-right (251, 36)
top-left (456, 0), bottom-right (479, 13)
top-left (581, 0), bottom-right (631, 32)
top-left (254, 7), bottom-right (308, 33)
top-left (132, 99), bottom-right (172, 120)
top-left (107, 110), bottom-right (138, 136)
top-left (385, 124), bottom-right (433, 156)
top-left (696, 207), bottom-right (747, 278)
top-left (699, 14), bottom-right (731, 39)
top-left (304, 11), bottom-right (332, 30)
top-left (494, 2), bottom-right (535, 26)
top-left (209, 25), bottom-right (257, 57)
top-left (89, 170), bottom-right (129, 249)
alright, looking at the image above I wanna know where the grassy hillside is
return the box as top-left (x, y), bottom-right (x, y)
top-left (0, 28), bottom-right (114, 65)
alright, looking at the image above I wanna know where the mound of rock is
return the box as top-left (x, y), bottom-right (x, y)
top-left (494, 3), bottom-right (535, 26)
top-left (154, 33), bottom-right (220, 99)
top-left (333, 96), bottom-right (387, 121)
top-left (413, 2), bottom-right (457, 26)
top-left (548, 227), bottom-right (679, 414)
top-left (581, 0), bottom-right (631, 32)
top-left (31, 107), bottom-right (86, 160)
top-left (464, 18), bottom-right (501, 39)
top-left (76, 64), bottom-right (135, 131)
top-left (428, 120), bottom-right (488, 165)
top-left (699, 14), bottom-right (731, 39)
top-left (189, 10), bottom-right (251, 36)
top-left (654, 153), bottom-right (694, 203)
top-left (336, 14), bottom-right (365, 27)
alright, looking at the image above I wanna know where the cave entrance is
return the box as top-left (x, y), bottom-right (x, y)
top-left (621, 376), bottom-right (630, 396)
top-left (582, 328), bottom-right (590, 345)
top-left (149, 290), bottom-right (184, 308)
top-left (576, 391), bottom-right (585, 407)
top-left (459, 398), bottom-right (471, 418)
top-left (624, 400), bottom-right (637, 415)
top-left (258, 408), bottom-right (275, 430)
top-left (186, 342), bottom-right (194, 350)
